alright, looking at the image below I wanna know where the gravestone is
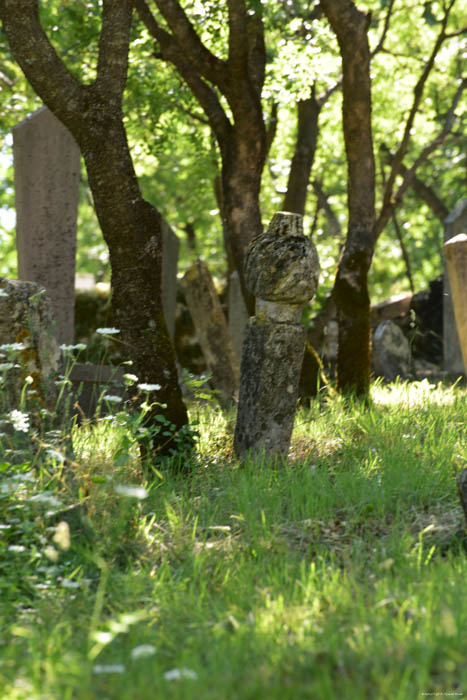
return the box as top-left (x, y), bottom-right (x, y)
top-left (228, 270), bottom-right (249, 362)
top-left (13, 108), bottom-right (179, 345)
top-left (0, 277), bottom-right (60, 416)
top-left (234, 212), bottom-right (320, 460)
top-left (372, 320), bottom-right (411, 381)
top-left (182, 259), bottom-right (239, 409)
top-left (444, 234), bottom-right (467, 374)
top-left (443, 199), bottom-right (467, 375)
top-left (13, 107), bottom-right (80, 345)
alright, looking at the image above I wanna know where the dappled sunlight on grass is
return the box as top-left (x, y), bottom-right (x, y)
top-left (1, 381), bottom-right (467, 698)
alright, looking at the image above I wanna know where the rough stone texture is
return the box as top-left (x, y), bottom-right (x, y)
top-left (13, 107), bottom-right (80, 345)
top-left (182, 259), bottom-right (239, 409)
top-left (372, 320), bottom-right (411, 381)
top-left (245, 211), bottom-right (320, 310)
top-left (161, 220), bottom-right (180, 340)
top-left (228, 270), bottom-right (249, 362)
top-left (234, 318), bottom-right (306, 457)
top-left (0, 277), bottom-right (61, 415)
top-left (443, 199), bottom-right (467, 374)
top-left (234, 211), bottom-right (320, 460)
top-left (444, 233), bottom-right (467, 374)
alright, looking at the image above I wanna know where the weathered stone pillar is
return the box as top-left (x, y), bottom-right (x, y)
top-left (443, 200), bottom-right (467, 374)
top-left (181, 259), bottom-right (239, 409)
top-left (444, 233), bottom-right (467, 374)
top-left (234, 212), bottom-right (320, 460)
top-left (13, 107), bottom-right (80, 345)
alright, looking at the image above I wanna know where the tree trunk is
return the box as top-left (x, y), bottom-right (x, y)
top-left (80, 115), bottom-right (189, 450)
top-left (220, 131), bottom-right (265, 313)
top-left (283, 90), bottom-right (321, 216)
top-left (320, 0), bottom-right (376, 396)
top-left (0, 0), bottom-right (189, 461)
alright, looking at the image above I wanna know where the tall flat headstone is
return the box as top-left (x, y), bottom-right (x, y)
top-left (444, 234), bottom-right (467, 374)
top-left (443, 199), bottom-right (467, 374)
top-left (161, 219), bottom-right (179, 340)
top-left (234, 212), bottom-right (320, 460)
top-left (182, 259), bottom-right (239, 409)
top-left (13, 107), bottom-right (80, 345)
top-left (228, 270), bottom-right (249, 362)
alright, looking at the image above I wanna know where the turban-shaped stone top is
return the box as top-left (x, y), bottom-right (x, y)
top-left (245, 212), bottom-right (320, 305)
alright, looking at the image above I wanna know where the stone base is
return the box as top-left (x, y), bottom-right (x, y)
top-left (234, 316), bottom-right (305, 459)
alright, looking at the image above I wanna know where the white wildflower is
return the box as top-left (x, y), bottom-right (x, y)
top-left (9, 409), bottom-right (30, 433)
top-left (131, 644), bottom-right (156, 660)
top-left (137, 383), bottom-right (161, 392)
top-left (96, 327), bottom-right (120, 335)
top-left (115, 485), bottom-right (148, 500)
top-left (164, 668), bottom-right (198, 681)
top-left (53, 521), bottom-right (71, 551)
top-left (0, 342), bottom-right (25, 352)
top-left (123, 373), bottom-right (138, 386)
top-left (103, 394), bottom-right (122, 403)
top-left (93, 664), bottom-right (126, 675)
top-left (44, 546), bottom-right (59, 563)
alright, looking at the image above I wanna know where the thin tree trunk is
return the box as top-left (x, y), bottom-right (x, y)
top-left (320, 0), bottom-right (376, 396)
top-left (283, 89), bottom-right (321, 215)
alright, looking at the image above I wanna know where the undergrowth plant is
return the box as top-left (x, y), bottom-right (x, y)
top-left (0, 378), bottom-right (466, 699)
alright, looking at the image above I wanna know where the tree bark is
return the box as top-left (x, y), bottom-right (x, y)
top-left (283, 88), bottom-right (321, 216)
top-left (136, 0), bottom-right (267, 311)
top-left (320, 0), bottom-right (376, 396)
top-left (0, 0), bottom-right (189, 456)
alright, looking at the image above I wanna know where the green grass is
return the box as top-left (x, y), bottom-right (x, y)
top-left (1, 380), bottom-right (466, 699)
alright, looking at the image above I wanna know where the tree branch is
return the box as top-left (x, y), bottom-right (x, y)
top-left (386, 77), bottom-right (466, 224)
top-left (376, 76), bottom-right (466, 238)
top-left (95, 0), bottom-right (133, 106)
top-left (379, 144), bottom-right (449, 221)
top-left (0, 0), bottom-right (84, 123)
top-left (151, 0), bottom-right (227, 88)
top-left (377, 0), bottom-right (457, 234)
top-left (370, 0), bottom-right (395, 58)
top-left (134, 0), bottom-right (232, 144)
top-left (227, 0), bottom-right (249, 80)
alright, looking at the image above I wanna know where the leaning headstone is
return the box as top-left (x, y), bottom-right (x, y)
top-left (372, 320), bottom-right (411, 381)
top-left (13, 107), bottom-right (80, 345)
top-left (161, 220), bottom-right (179, 339)
top-left (443, 199), bottom-right (467, 375)
top-left (444, 234), bottom-right (467, 374)
top-left (228, 270), bottom-right (249, 362)
top-left (234, 212), bottom-right (320, 460)
top-left (0, 277), bottom-right (61, 417)
top-left (181, 260), bottom-right (239, 409)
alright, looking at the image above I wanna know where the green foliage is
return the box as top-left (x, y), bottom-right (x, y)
top-left (0, 0), bottom-right (465, 299)
top-left (1, 380), bottom-right (466, 697)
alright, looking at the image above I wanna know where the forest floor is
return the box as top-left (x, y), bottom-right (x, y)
top-left (1, 379), bottom-right (466, 699)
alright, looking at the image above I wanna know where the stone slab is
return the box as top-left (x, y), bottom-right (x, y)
top-left (443, 199), bottom-right (467, 374)
top-left (13, 107), bottom-right (80, 345)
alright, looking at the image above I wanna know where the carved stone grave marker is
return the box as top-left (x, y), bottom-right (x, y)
top-left (234, 212), bottom-right (320, 460)
top-left (182, 259), bottom-right (239, 409)
top-left (444, 233), bottom-right (467, 374)
top-left (443, 199), bottom-right (467, 375)
top-left (13, 107), bottom-right (80, 345)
